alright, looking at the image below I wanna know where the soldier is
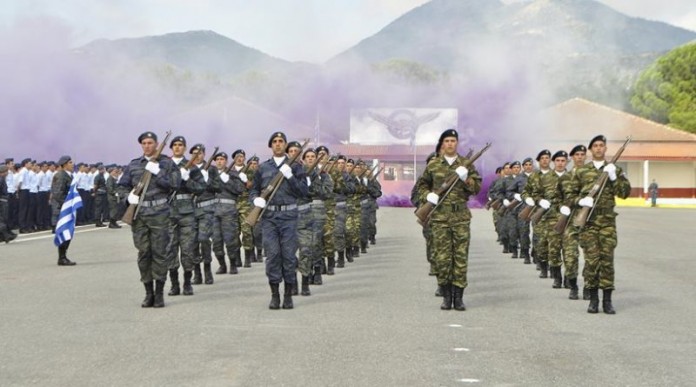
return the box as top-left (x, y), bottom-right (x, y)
top-left (490, 162), bottom-right (511, 252)
top-left (0, 165), bottom-right (18, 243)
top-left (558, 145), bottom-right (587, 299)
top-left (345, 159), bottom-right (364, 259)
top-left (119, 132), bottom-right (180, 308)
top-left (249, 131), bottom-right (309, 309)
top-left (92, 163), bottom-right (108, 227)
top-left (5, 158), bottom-right (18, 231)
top-left (15, 158), bottom-right (32, 233)
top-left (521, 150), bottom-right (552, 274)
top-left (500, 161), bottom-right (521, 257)
top-left (36, 162), bottom-right (52, 231)
top-left (106, 165), bottom-right (123, 228)
top-left (358, 162), bottom-right (380, 254)
top-left (189, 145), bottom-right (220, 284)
top-left (486, 166), bottom-right (504, 243)
top-left (412, 152), bottom-right (440, 295)
top-left (568, 135), bottom-right (631, 314)
top-left (417, 129), bottom-right (482, 311)
top-left (315, 146), bottom-right (336, 275)
top-left (51, 156), bottom-right (76, 265)
top-left (247, 156), bottom-right (264, 261)
top-left (230, 149), bottom-right (255, 267)
top-left (514, 158), bottom-right (534, 264)
top-left (211, 151), bottom-right (246, 281)
top-left (166, 136), bottom-right (207, 296)
top-left (364, 164), bottom-right (382, 248)
top-left (332, 155), bottom-right (354, 268)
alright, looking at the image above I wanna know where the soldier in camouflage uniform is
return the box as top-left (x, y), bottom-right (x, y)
top-left (119, 132), bottom-right (180, 308)
top-left (521, 150), bottom-right (552, 275)
top-left (190, 145), bottom-right (220, 285)
top-left (106, 165), bottom-right (122, 229)
top-left (567, 135), bottom-right (631, 314)
top-left (412, 152), bottom-right (439, 295)
top-left (332, 156), bottom-right (355, 268)
top-left (417, 129), bottom-right (482, 311)
top-left (212, 151), bottom-right (246, 282)
top-left (558, 145), bottom-right (587, 300)
top-left (165, 136), bottom-right (207, 296)
top-left (487, 166), bottom-right (503, 243)
top-left (500, 161), bottom-right (521, 257)
top-left (345, 159), bottom-right (364, 259)
top-left (514, 158), bottom-right (534, 263)
top-left (51, 156), bottom-right (76, 265)
top-left (316, 146), bottom-right (336, 275)
top-left (230, 149), bottom-right (256, 267)
top-left (490, 162), bottom-right (511, 252)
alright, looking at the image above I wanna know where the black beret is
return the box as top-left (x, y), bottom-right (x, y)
top-left (316, 145), bottom-right (329, 155)
top-left (214, 151), bottom-right (228, 160)
top-left (495, 167), bottom-right (503, 174)
top-left (189, 144), bottom-right (205, 154)
top-left (435, 128), bottom-right (458, 154)
top-left (232, 149), bottom-right (245, 159)
top-left (247, 156), bottom-right (259, 162)
top-left (570, 145), bottom-right (587, 156)
top-left (268, 131), bottom-right (287, 147)
top-left (536, 149), bottom-right (551, 161)
top-left (589, 135), bottom-right (606, 148)
top-left (346, 158), bottom-right (355, 164)
top-left (4, 158), bottom-right (13, 163)
top-left (510, 161), bottom-right (521, 167)
top-left (138, 131), bottom-right (157, 143)
top-left (337, 155), bottom-right (346, 161)
top-left (426, 152), bottom-right (438, 164)
top-left (169, 136), bottom-right (186, 148)
top-left (502, 162), bottom-right (511, 167)
top-left (522, 157), bottom-right (534, 165)
top-left (302, 148), bottom-right (316, 159)
top-left (21, 158), bottom-right (31, 166)
top-left (285, 141), bottom-right (302, 152)
top-left (552, 150), bottom-right (568, 160)
top-left (57, 155), bottom-right (72, 166)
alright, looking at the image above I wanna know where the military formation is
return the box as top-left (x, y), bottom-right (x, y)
top-left (484, 135), bottom-right (630, 314)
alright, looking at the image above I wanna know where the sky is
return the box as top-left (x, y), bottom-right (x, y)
top-left (2, 0), bottom-right (695, 63)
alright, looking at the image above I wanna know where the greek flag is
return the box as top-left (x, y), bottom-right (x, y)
top-left (53, 180), bottom-right (83, 246)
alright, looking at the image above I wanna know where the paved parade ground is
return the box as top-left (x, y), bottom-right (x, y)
top-left (1, 207), bottom-right (695, 386)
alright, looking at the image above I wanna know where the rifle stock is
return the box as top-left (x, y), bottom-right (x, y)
top-left (122, 131), bottom-right (172, 225)
top-left (572, 136), bottom-right (631, 228)
top-left (553, 209), bottom-right (574, 234)
top-left (518, 204), bottom-right (535, 221)
top-left (529, 206), bottom-right (546, 224)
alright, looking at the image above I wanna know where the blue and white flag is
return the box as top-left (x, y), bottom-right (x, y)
top-left (54, 180), bottom-right (83, 246)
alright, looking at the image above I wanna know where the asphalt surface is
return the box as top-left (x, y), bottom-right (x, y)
top-left (1, 207), bottom-right (695, 386)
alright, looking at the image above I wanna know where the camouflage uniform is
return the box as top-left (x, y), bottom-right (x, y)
top-left (521, 169), bottom-right (548, 267)
top-left (345, 171), bottom-right (364, 256)
top-left (321, 171), bottom-right (336, 271)
top-left (536, 168), bottom-right (567, 284)
top-left (332, 166), bottom-right (355, 267)
top-left (232, 164), bottom-right (255, 264)
top-left (558, 169), bottom-right (581, 282)
top-left (411, 178), bottom-right (435, 276)
top-left (512, 172), bottom-right (532, 260)
top-left (297, 166), bottom-right (333, 289)
top-left (489, 176), bottom-right (509, 250)
top-left (367, 178), bottom-right (381, 244)
top-left (212, 166), bottom-right (245, 277)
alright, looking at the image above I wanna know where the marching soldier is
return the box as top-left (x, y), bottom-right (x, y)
top-left (345, 159), bottom-right (364, 259)
top-left (332, 155), bottom-right (354, 268)
top-left (365, 165), bottom-right (382, 247)
top-left (190, 145), bottom-right (220, 284)
top-left (412, 152), bottom-right (439, 295)
top-left (249, 131), bottom-right (309, 309)
top-left (487, 166), bottom-right (504, 243)
top-left (247, 156), bottom-right (264, 261)
top-left (211, 151), bottom-right (245, 280)
top-left (51, 156), bottom-right (77, 265)
top-left (490, 162), bottom-right (511, 252)
top-left (0, 165), bottom-right (17, 243)
top-left (315, 146), bottom-right (336, 275)
top-left (514, 158), bottom-right (534, 264)
top-left (500, 161), bottom-right (521, 257)
top-left (521, 150), bottom-right (552, 274)
top-left (416, 129), bottom-right (482, 311)
top-left (119, 132), bottom-right (180, 308)
top-left (568, 135), bottom-right (631, 314)
top-left (537, 150), bottom-right (569, 288)
top-left (230, 149), bottom-right (256, 267)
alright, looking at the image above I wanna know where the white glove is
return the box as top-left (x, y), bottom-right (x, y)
top-left (238, 172), bottom-right (248, 183)
top-left (503, 199), bottom-right (511, 207)
top-left (560, 206), bottom-right (571, 216)
top-left (362, 177), bottom-right (368, 185)
top-left (579, 196), bottom-right (594, 208)
top-left (306, 176), bottom-right (312, 187)
top-left (127, 191), bottom-right (140, 205)
top-left (180, 168), bottom-right (190, 181)
top-left (525, 197), bottom-right (535, 206)
top-left (426, 192), bottom-right (439, 205)
top-left (455, 166), bottom-right (468, 181)
top-left (145, 161), bottom-right (160, 175)
top-left (200, 169), bottom-right (209, 182)
top-left (219, 172), bottom-right (230, 183)
top-left (514, 193), bottom-right (522, 202)
top-left (253, 197), bottom-right (266, 208)
top-left (279, 164), bottom-right (293, 179)
top-left (539, 199), bottom-right (551, 210)
top-left (604, 163), bottom-right (617, 181)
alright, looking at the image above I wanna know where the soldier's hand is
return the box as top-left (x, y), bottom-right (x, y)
top-left (127, 190), bottom-right (140, 205)
top-left (560, 206), bottom-right (571, 216)
top-left (426, 192), bottom-right (439, 205)
top-left (539, 199), bottom-right (551, 210)
top-left (503, 199), bottom-right (511, 207)
top-left (579, 196), bottom-right (594, 208)
top-left (279, 164), bottom-right (293, 179)
top-left (253, 197), bottom-right (267, 208)
top-left (201, 169), bottom-right (209, 182)
top-left (455, 166), bottom-right (468, 181)
top-left (604, 163), bottom-right (617, 181)
top-left (514, 193), bottom-right (522, 202)
top-left (145, 161), bottom-right (161, 175)
top-left (180, 168), bottom-right (190, 181)
top-left (524, 197), bottom-right (535, 206)
top-left (219, 172), bottom-right (230, 183)
top-left (238, 172), bottom-right (248, 183)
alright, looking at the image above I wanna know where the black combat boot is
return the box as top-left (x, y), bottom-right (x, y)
top-left (182, 271), bottom-right (194, 295)
top-left (587, 288), bottom-right (599, 314)
top-left (313, 263), bottom-right (323, 285)
top-left (346, 248), bottom-right (353, 263)
top-left (57, 242), bottom-right (76, 266)
top-left (269, 283), bottom-right (281, 310)
top-left (602, 289), bottom-right (616, 314)
top-left (256, 247), bottom-right (263, 262)
top-left (301, 276), bottom-right (311, 296)
top-left (511, 246), bottom-right (518, 258)
top-left (95, 221), bottom-right (106, 227)
top-left (282, 282), bottom-right (294, 309)
top-left (435, 285), bottom-right (443, 297)
top-left (563, 276), bottom-right (570, 289)
top-left (327, 255), bottom-right (335, 275)
top-left (321, 258), bottom-right (327, 274)
top-left (353, 245), bottom-right (360, 258)
top-left (141, 281), bottom-right (155, 308)
top-left (538, 261), bottom-right (548, 278)
top-left (452, 285), bottom-right (466, 311)
top-left (552, 267), bottom-right (562, 288)
top-left (108, 220), bottom-right (122, 229)
top-left (153, 280), bottom-right (165, 308)
top-left (440, 284), bottom-right (452, 310)
top-left (248, 248), bottom-right (257, 263)
top-left (521, 248), bottom-right (531, 264)
top-left (336, 251), bottom-right (346, 268)
top-left (229, 252), bottom-right (239, 274)
top-left (215, 255), bottom-right (227, 274)
top-left (168, 269), bottom-right (180, 296)
top-left (204, 263), bottom-right (214, 284)
top-left (360, 241), bottom-right (367, 254)
top-left (192, 264), bottom-right (203, 285)
top-left (244, 249), bottom-right (253, 268)
top-left (568, 278), bottom-right (579, 300)
top-left (502, 241), bottom-right (510, 254)
top-left (583, 287), bottom-right (591, 300)
top-left (235, 249), bottom-right (243, 267)
top-left (370, 235), bottom-right (376, 245)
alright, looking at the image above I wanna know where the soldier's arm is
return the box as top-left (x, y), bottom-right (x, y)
top-left (185, 167), bottom-right (207, 195)
top-left (610, 167), bottom-right (631, 200)
top-left (287, 162), bottom-right (310, 198)
top-left (416, 167), bottom-right (434, 205)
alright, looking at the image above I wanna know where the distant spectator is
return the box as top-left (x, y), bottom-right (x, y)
top-left (648, 179), bottom-right (659, 207)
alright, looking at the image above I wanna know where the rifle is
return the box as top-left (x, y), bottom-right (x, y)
top-left (122, 131), bottom-right (172, 225)
top-left (528, 204), bottom-right (547, 225)
top-left (414, 143), bottom-right (492, 226)
top-left (553, 208), bottom-right (575, 234)
top-left (465, 148), bottom-right (474, 159)
top-left (308, 154), bottom-right (327, 183)
top-left (369, 166), bottom-right (382, 182)
top-left (226, 153), bottom-right (256, 174)
top-left (485, 198), bottom-right (502, 211)
top-left (498, 197), bottom-right (522, 215)
top-left (346, 158), bottom-right (362, 176)
top-left (573, 136), bottom-right (632, 228)
top-left (518, 202), bottom-right (536, 222)
top-left (168, 150), bottom-right (200, 203)
top-left (204, 146), bottom-right (220, 170)
top-left (246, 139), bottom-right (310, 227)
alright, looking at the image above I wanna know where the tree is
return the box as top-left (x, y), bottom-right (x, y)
top-left (631, 42), bottom-right (696, 133)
